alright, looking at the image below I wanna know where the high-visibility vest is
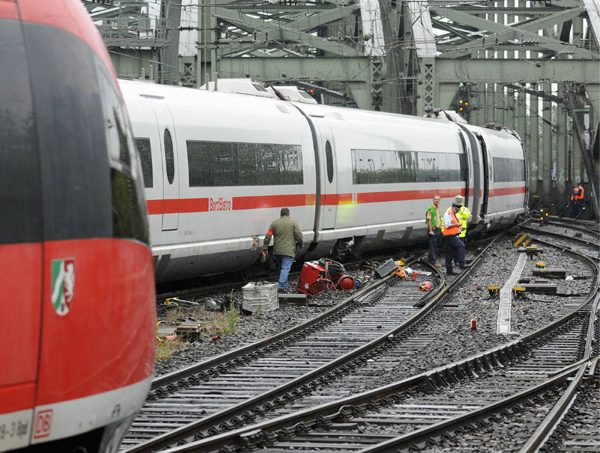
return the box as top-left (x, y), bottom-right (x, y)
top-left (443, 210), bottom-right (460, 236)
top-left (456, 206), bottom-right (471, 238)
top-left (571, 186), bottom-right (584, 201)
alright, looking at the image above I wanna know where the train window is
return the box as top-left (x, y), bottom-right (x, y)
top-left (164, 129), bottom-right (175, 185)
top-left (492, 157), bottom-right (525, 182)
top-left (325, 141), bottom-right (334, 183)
top-left (96, 62), bottom-right (148, 243)
top-left (135, 138), bottom-right (153, 188)
top-left (187, 141), bottom-right (303, 186)
top-left (0, 21), bottom-right (42, 244)
top-left (351, 149), bottom-right (464, 184)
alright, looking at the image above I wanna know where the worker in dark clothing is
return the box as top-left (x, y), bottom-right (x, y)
top-left (262, 208), bottom-right (303, 292)
top-left (570, 183), bottom-right (584, 218)
top-left (443, 202), bottom-right (469, 275)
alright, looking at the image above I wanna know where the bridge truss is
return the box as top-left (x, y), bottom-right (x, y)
top-left (85, 0), bottom-right (599, 217)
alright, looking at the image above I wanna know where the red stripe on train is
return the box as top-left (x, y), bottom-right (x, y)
top-left (490, 186), bottom-right (526, 196)
top-left (234, 194), bottom-right (316, 210)
top-left (147, 186), bottom-right (524, 214)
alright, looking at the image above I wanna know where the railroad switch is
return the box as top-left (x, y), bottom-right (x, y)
top-left (517, 246), bottom-right (543, 260)
top-left (535, 262), bottom-right (546, 268)
top-left (519, 278), bottom-right (551, 285)
top-left (487, 286), bottom-right (500, 298)
top-left (512, 286), bottom-right (526, 299)
top-left (512, 284), bottom-right (557, 294)
top-left (532, 268), bottom-right (567, 279)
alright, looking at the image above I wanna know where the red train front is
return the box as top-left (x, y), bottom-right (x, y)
top-left (0, 1), bottom-right (155, 451)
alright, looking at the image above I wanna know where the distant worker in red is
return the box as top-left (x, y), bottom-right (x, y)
top-left (570, 181), bottom-right (584, 218)
top-left (262, 208), bottom-right (303, 292)
top-left (443, 202), bottom-right (469, 275)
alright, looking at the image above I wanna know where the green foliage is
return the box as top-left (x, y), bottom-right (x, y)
top-left (226, 298), bottom-right (239, 333)
top-left (155, 337), bottom-right (186, 362)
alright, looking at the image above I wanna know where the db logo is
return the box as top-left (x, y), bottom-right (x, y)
top-left (34, 410), bottom-right (53, 439)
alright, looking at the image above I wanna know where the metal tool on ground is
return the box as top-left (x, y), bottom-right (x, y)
top-left (375, 259), bottom-right (398, 278)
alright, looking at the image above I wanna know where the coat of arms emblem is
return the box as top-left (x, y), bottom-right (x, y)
top-left (51, 259), bottom-right (75, 316)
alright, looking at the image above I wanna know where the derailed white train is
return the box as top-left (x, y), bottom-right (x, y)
top-left (120, 79), bottom-right (528, 283)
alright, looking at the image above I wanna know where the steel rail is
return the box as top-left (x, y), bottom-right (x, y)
top-left (367, 287), bottom-right (600, 453)
top-left (159, 314), bottom-right (589, 453)
top-left (359, 365), bottom-right (584, 453)
top-left (520, 224), bottom-right (600, 249)
top-left (518, 288), bottom-right (600, 453)
top-left (123, 257), bottom-right (432, 452)
top-left (547, 216), bottom-right (600, 236)
top-left (150, 239), bottom-right (599, 452)
top-left (122, 240), bottom-right (499, 452)
top-left (518, 356), bottom-right (599, 453)
top-left (151, 272), bottom-right (391, 392)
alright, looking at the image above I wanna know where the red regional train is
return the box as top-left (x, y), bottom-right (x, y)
top-left (119, 79), bottom-right (528, 283)
top-left (0, 1), bottom-right (155, 452)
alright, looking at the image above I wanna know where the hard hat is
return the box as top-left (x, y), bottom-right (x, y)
top-left (455, 195), bottom-right (464, 202)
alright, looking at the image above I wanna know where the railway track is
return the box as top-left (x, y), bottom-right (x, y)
top-left (122, 226), bottom-right (598, 452)
top-left (540, 356), bottom-right (600, 453)
top-left (520, 219), bottom-right (599, 261)
top-left (121, 257), bottom-right (447, 452)
top-left (154, 288), bottom-right (598, 452)
top-left (547, 217), bottom-right (600, 238)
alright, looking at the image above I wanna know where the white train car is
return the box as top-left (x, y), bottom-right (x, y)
top-left (121, 80), bottom-right (317, 281)
top-left (465, 125), bottom-right (528, 228)
top-left (293, 103), bottom-right (472, 254)
top-left (119, 80), bottom-right (528, 282)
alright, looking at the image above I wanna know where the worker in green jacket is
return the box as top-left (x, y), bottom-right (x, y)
top-left (262, 208), bottom-right (303, 291)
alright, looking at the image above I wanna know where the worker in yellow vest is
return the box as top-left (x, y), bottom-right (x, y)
top-left (443, 202), bottom-right (469, 275)
top-left (454, 195), bottom-right (471, 243)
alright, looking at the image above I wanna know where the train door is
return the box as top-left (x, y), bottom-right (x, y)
top-left (475, 133), bottom-right (490, 217)
top-left (459, 126), bottom-right (482, 223)
top-left (148, 100), bottom-right (179, 231)
top-left (312, 119), bottom-right (337, 230)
